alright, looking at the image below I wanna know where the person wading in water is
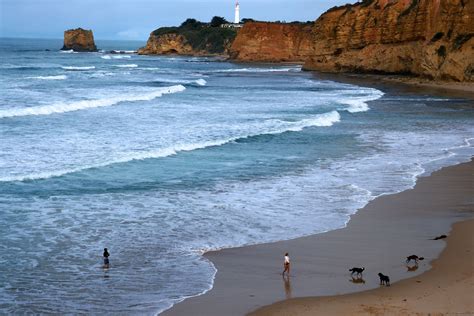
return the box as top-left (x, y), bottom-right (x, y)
top-left (103, 248), bottom-right (110, 268)
top-left (282, 252), bottom-right (290, 276)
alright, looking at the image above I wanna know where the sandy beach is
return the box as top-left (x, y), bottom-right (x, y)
top-left (251, 219), bottom-right (474, 315)
top-left (164, 159), bottom-right (474, 315)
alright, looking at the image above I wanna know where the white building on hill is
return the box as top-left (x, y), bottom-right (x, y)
top-left (222, 1), bottom-right (243, 29)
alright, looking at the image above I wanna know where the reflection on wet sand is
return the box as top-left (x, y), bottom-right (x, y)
top-left (406, 263), bottom-right (419, 272)
top-left (349, 276), bottom-right (366, 284)
top-left (283, 275), bottom-right (292, 299)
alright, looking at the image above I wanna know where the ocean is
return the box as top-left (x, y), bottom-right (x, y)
top-left (0, 38), bottom-right (473, 314)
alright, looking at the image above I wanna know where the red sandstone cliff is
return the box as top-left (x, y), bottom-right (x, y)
top-left (229, 22), bottom-right (314, 62)
top-left (230, 0), bottom-right (473, 81)
top-left (303, 0), bottom-right (474, 81)
top-left (138, 33), bottom-right (194, 55)
top-left (61, 28), bottom-right (97, 52)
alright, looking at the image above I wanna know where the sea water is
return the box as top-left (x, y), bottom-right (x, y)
top-left (0, 38), bottom-right (473, 314)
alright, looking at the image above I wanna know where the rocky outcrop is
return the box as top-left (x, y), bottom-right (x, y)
top-left (229, 22), bottom-right (314, 62)
top-left (138, 21), bottom-right (237, 56)
top-left (138, 33), bottom-right (194, 55)
top-left (303, 0), bottom-right (474, 81)
top-left (61, 28), bottom-right (97, 52)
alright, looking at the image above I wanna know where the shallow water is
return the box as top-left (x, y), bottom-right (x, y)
top-left (0, 38), bottom-right (473, 314)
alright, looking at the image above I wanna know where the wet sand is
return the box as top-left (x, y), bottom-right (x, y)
top-left (163, 158), bottom-right (473, 315)
top-left (251, 218), bottom-right (474, 315)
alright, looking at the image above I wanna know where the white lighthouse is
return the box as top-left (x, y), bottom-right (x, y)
top-left (234, 1), bottom-right (240, 24)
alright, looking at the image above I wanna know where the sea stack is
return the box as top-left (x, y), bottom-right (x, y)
top-left (61, 28), bottom-right (98, 52)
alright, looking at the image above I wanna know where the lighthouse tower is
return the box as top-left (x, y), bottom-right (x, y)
top-left (234, 1), bottom-right (240, 24)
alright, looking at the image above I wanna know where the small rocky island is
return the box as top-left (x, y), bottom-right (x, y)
top-left (138, 17), bottom-right (238, 56)
top-left (61, 28), bottom-right (98, 52)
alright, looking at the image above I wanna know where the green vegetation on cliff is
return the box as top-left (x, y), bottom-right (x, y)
top-left (151, 17), bottom-right (237, 54)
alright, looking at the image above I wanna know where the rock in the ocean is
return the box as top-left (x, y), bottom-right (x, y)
top-left (61, 28), bottom-right (97, 52)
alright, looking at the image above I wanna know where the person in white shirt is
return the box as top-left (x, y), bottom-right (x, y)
top-left (282, 252), bottom-right (290, 276)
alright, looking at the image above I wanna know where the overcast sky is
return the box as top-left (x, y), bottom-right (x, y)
top-left (0, 0), bottom-right (351, 40)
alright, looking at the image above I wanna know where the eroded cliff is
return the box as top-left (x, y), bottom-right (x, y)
top-left (138, 19), bottom-right (237, 56)
top-left (303, 0), bottom-right (474, 81)
top-left (229, 22), bottom-right (314, 62)
top-left (61, 28), bottom-right (97, 52)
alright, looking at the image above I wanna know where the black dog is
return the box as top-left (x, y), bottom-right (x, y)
top-left (349, 267), bottom-right (365, 277)
top-left (406, 255), bottom-right (424, 264)
top-left (378, 273), bottom-right (390, 286)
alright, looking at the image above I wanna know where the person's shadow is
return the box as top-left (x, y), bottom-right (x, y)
top-left (282, 274), bottom-right (292, 299)
top-left (349, 276), bottom-right (366, 284)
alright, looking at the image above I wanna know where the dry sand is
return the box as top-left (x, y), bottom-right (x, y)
top-left (163, 158), bottom-right (473, 315)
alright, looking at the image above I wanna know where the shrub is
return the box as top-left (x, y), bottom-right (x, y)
top-left (430, 32), bottom-right (444, 42)
top-left (151, 18), bottom-right (237, 54)
top-left (453, 33), bottom-right (473, 50)
top-left (210, 16), bottom-right (228, 28)
top-left (437, 45), bottom-right (446, 57)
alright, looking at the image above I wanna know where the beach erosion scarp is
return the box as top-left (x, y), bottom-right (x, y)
top-left (163, 159), bottom-right (474, 315)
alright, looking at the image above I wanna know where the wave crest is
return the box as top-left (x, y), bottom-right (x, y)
top-left (0, 85), bottom-right (186, 119)
top-left (28, 75), bottom-right (67, 80)
top-left (61, 66), bottom-right (96, 71)
top-left (115, 64), bottom-right (138, 68)
top-left (1, 110), bottom-right (340, 182)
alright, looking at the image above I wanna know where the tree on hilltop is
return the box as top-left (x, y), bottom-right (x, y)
top-left (210, 16), bottom-right (228, 27)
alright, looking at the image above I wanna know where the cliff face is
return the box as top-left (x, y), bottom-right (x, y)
top-left (229, 22), bottom-right (314, 62)
top-left (303, 0), bottom-right (474, 81)
top-left (138, 34), bottom-right (194, 55)
top-left (138, 22), bottom-right (237, 56)
top-left (61, 28), bottom-right (97, 52)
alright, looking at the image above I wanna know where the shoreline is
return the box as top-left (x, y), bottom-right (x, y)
top-left (304, 72), bottom-right (474, 99)
top-left (250, 218), bottom-right (474, 315)
top-left (163, 155), bottom-right (473, 316)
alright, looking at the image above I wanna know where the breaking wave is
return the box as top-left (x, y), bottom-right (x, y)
top-left (28, 75), bottom-right (68, 80)
top-left (213, 67), bottom-right (301, 73)
top-left (101, 55), bottom-right (132, 60)
top-left (114, 64), bottom-right (138, 68)
top-left (0, 85), bottom-right (186, 119)
top-left (1, 110), bottom-right (340, 182)
top-left (61, 66), bottom-right (96, 71)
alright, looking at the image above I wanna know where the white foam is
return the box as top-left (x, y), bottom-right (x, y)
top-left (111, 50), bottom-right (136, 54)
top-left (60, 50), bottom-right (77, 54)
top-left (341, 90), bottom-right (385, 113)
top-left (87, 71), bottom-right (115, 78)
top-left (28, 75), bottom-right (67, 80)
top-left (0, 85), bottom-right (186, 119)
top-left (195, 79), bottom-right (207, 86)
top-left (1, 110), bottom-right (340, 182)
top-left (269, 111), bottom-right (341, 133)
top-left (114, 64), bottom-right (138, 68)
top-left (101, 55), bottom-right (131, 60)
top-left (214, 67), bottom-right (301, 73)
top-left (155, 78), bottom-right (207, 86)
top-left (61, 66), bottom-right (96, 71)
